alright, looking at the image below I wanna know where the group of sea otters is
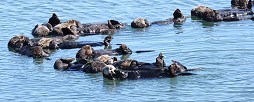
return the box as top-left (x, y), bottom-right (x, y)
top-left (8, 0), bottom-right (254, 80)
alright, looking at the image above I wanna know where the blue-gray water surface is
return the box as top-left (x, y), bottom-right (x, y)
top-left (1, 0), bottom-right (254, 101)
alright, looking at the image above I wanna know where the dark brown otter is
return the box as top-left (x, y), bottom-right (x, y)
top-left (191, 5), bottom-right (253, 22)
top-left (81, 20), bottom-right (125, 35)
top-left (54, 58), bottom-right (75, 70)
top-left (231, 0), bottom-right (252, 9)
top-left (151, 9), bottom-right (186, 25)
top-left (8, 35), bottom-right (31, 51)
top-left (76, 45), bottom-right (94, 61)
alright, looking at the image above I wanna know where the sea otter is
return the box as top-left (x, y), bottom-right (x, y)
top-left (155, 53), bottom-right (166, 68)
top-left (54, 58), bottom-right (75, 70)
top-left (59, 35), bottom-right (112, 49)
top-left (18, 45), bottom-right (50, 58)
top-left (151, 9), bottom-right (186, 25)
top-left (231, 0), bottom-right (252, 9)
top-left (75, 45), bottom-right (94, 61)
top-left (51, 19), bottom-right (83, 36)
top-left (93, 44), bottom-right (132, 57)
top-left (8, 35), bottom-right (31, 51)
top-left (102, 65), bottom-right (128, 80)
top-left (75, 44), bottom-right (132, 61)
top-left (31, 23), bottom-right (53, 37)
top-left (191, 4), bottom-right (253, 22)
top-left (81, 20), bottom-right (126, 35)
top-left (131, 18), bottom-right (151, 28)
top-left (102, 59), bottom-right (200, 80)
top-left (30, 35), bottom-right (79, 49)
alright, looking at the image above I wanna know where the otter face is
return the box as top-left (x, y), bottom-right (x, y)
top-left (169, 60), bottom-right (187, 75)
top-left (8, 35), bottom-right (31, 50)
top-left (102, 65), bottom-right (116, 76)
top-left (102, 65), bottom-right (127, 80)
top-left (54, 59), bottom-right (70, 70)
top-left (131, 18), bottom-right (151, 28)
top-left (231, 0), bottom-right (251, 9)
top-left (168, 61), bottom-right (178, 77)
top-left (48, 40), bottom-right (59, 49)
top-left (117, 44), bottom-right (132, 54)
top-left (83, 45), bottom-right (93, 55)
top-left (76, 45), bottom-right (94, 60)
top-left (32, 46), bottom-right (43, 58)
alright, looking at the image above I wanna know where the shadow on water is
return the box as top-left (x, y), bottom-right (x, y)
top-left (173, 23), bottom-right (184, 34)
top-left (102, 79), bottom-right (124, 91)
top-left (191, 16), bottom-right (219, 28)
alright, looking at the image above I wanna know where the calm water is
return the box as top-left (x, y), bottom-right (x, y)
top-left (1, 0), bottom-right (254, 101)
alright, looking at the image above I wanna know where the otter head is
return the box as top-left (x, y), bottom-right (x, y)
top-left (247, 0), bottom-right (252, 9)
top-left (158, 53), bottom-right (164, 59)
top-left (54, 58), bottom-right (75, 70)
top-left (48, 40), bottom-right (59, 49)
top-left (102, 65), bottom-right (127, 80)
top-left (168, 61), bottom-right (178, 77)
top-left (102, 65), bottom-right (117, 80)
top-left (8, 35), bottom-right (31, 50)
top-left (168, 60), bottom-right (188, 77)
top-left (32, 46), bottom-right (43, 58)
top-left (48, 13), bottom-right (61, 27)
top-left (83, 45), bottom-right (93, 55)
top-left (203, 10), bottom-right (222, 22)
top-left (173, 9), bottom-right (183, 19)
top-left (103, 35), bottom-right (113, 46)
top-left (131, 18), bottom-right (151, 28)
top-left (77, 45), bottom-right (93, 59)
top-left (115, 44), bottom-right (132, 54)
top-left (238, 0), bottom-right (248, 8)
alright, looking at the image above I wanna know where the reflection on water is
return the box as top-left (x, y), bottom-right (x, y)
top-left (173, 23), bottom-right (184, 34)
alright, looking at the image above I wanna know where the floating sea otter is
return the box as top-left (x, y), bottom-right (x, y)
top-left (81, 20), bottom-right (126, 35)
top-left (131, 9), bottom-right (186, 28)
top-left (231, 0), bottom-right (252, 9)
top-left (191, 0), bottom-right (253, 22)
top-left (8, 35), bottom-right (31, 51)
top-left (32, 13), bottom-right (83, 37)
top-left (59, 35), bottom-right (113, 49)
top-left (75, 44), bottom-right (132, 63)
top-left (54, 55), bottom-right (117, 72)
top-left (102, 53), bottom-right (201, 80)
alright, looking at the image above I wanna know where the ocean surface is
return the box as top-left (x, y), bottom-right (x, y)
top-left (1, 0), bottom-right (254, 101)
